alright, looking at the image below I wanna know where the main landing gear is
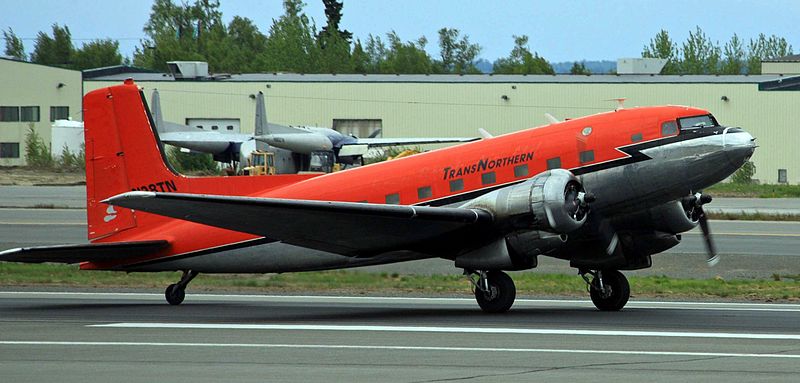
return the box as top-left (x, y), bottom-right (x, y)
top-left (165, 270), bottom-right (198, 305)
top-left (580, 269), bottom-right (630, 311)
top-left (466, 270), bottom-right (516, 313)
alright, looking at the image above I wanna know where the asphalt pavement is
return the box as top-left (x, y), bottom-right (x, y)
top-left (1, 292), bottom-right (799, 382)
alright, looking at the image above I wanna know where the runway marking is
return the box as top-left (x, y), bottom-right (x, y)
top-left (91, 323), bottom-right (800, 340)
top-left (3, 292), bottom-right (800, 312)
top-left (2, 341), bottom-right (800, 359)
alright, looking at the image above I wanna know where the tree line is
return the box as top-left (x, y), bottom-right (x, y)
top-left (2, 0), bottom-right (794, 75)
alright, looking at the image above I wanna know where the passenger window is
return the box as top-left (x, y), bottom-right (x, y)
top-left (481, 172), bottom-right (496, 185)
top-left (514, 164), bottom-right (529, 177)
top-left (546, 157), bottom-right (561, 170)
top-left (579, 150), bottom-right (594, 164)
top-left (661, 121), bottom-right (678, 136)
top-left (227, 125), bottom-right (234, 130)
top-left (211, 125), bottom-right (219, 130)
top-left (631, 133), bottom-right (643, 142)
top-left (385, 193), bottom-right (400, 205)
top-left (449, 179), bottom-right (464, 192)
top-left (417, 186), bottom-right (432, 199)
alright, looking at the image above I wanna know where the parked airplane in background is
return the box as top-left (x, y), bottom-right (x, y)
top-left (0, 80), bottom-right (756, 313)
top-left (151, 89), bottom-right (476, 172)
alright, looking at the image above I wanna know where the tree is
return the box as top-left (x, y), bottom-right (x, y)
top-left (259, 0), bottom-right (320, 73)
top-left (436, 28), bottom-right (481, 73)
top-left (31, 24), bottom-right (74, 67)
top-left (492, 35), bottom-right (553, 74)
top-left (570, 61), bottom-right (591, 75)
top-left (642, 29), bottom-right (679, 74)
top-left (316, 0), bottom-right (353, 73)
top-left (679, 26), bottom-right (720, 74)
top-left (381, 31), bottom-right (434, 74)
top-left (720, 34), bottom-right (745, 74)
top-left (72, 39), bottom-right (123, 70)
top-left (3, 28), bottom-right (25, 60)
top-left (746, 33), bottom-right (793, 74)
top-left (134, 0), bottom-right (227, 72)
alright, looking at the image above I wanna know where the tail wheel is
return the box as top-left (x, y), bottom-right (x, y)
top-left (589, 270), bottom-right (630, 311)
top-left (474, 271), bottom-right (516, 313)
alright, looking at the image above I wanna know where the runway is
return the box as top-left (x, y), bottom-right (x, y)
top-left (1, 291), bottom-right (799, 382)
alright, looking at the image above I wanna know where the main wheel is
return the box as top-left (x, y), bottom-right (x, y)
top-left (475, 271), bottom-right (516, 313)
top-left (589, 270), bottom-right (630, 311)
top-left (165, 283), bottom-right (185, 305)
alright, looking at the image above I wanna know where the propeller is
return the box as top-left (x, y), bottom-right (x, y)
top-left (685, 192), bottom-right (718, 266)
top-left (564, 182), bottom-right (593, 222)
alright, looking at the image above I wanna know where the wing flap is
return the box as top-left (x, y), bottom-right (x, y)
top-left (0, 240), bottom-right (170, 264)
top-left (105, 192), bottom-right (493, 256)
top-left (352, 137), bottom-right (478, 147)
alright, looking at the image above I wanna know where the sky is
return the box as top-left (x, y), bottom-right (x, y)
top-left (1, 0), bottom-right (798, 64)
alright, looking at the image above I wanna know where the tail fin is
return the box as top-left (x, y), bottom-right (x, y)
top-left (151, 89), bottom-right (165, 133)
top-left (84, 80), bottom-right (316, 241)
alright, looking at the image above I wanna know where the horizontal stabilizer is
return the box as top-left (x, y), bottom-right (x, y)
top-left (0, 240), bottom-right (169, 264)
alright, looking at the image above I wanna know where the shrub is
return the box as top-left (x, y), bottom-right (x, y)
top-left (731, 161), bottom-right (756, 184)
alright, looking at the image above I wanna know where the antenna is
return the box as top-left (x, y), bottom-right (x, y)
top-left (605, 98), bottom-right (627, 111)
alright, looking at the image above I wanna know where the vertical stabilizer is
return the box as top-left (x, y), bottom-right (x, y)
top-left (84, 81), bottom-right (178, 240)
top-left (151, 89), bottom-right (165, 133)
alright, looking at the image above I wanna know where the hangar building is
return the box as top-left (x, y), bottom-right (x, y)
top-left (84, 65), bottom-right (800, 184)
top-left (0, 58), bottom-right (82, 166)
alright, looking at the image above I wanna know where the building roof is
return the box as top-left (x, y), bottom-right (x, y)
top-left (84, 71), bottom-right (793, 84)
top-left (82, 65), bottom-right (157, 79)
top-left (763, 54), bottom-right (800, 63)
top-left (0, 56), bottom-right (80, 73)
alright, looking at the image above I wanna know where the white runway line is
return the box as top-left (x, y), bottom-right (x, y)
top-left (3, 291), bottom-right (800, 311)
top-left (91, 323), bottom-right (800, 340)
top-left (2, 340), bottom-right (799, 359)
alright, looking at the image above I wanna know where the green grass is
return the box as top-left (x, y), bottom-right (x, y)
top-left (3, 263), bottom-right (800, 301)
top-left (705, 183), bottom-right (800, 198)
top-left (706, 211), bottom-right (800, 221)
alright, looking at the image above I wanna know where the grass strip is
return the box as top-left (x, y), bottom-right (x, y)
top-left (2, 263), bottom-right (799, 301)
top-left (706, 211), bottom-right (800, 221)
top-left (705, 183), bottom-right (800, 198)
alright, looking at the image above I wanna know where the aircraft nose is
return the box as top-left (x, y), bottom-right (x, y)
top-left (723, 128), bottom-right (756, 165)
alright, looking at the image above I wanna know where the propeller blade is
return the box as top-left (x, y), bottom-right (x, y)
top-left (697, 207), bottom-right (719, 266)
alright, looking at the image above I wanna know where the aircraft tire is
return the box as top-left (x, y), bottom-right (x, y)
top-left (475, 271), bottom-right (516, 313)
top-left (590, 270), bottom-right (629, 311)
top-left (165, 283), bottom-right (185, 305)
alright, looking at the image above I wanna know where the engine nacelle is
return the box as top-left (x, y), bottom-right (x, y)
top-left (614, 200), bottom-right (699, 234)
top-left (454, 231), bottom-right (567, 271)
top-left (461, 169), bottom-right (588, 234)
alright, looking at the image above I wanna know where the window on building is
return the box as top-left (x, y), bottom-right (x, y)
top-left (332, 119), bottom-right (383, 138)
top-left (579, 150), bottom-right (595, 164)
top-left (1, 106), bottom-right (20, 122)
top-left (0, 142), bottom-right (20, 158)
top-left (417, 186), bottom-right (432, 199)
top-left (449, 179), bottom-right (464, 192)
top-left (20, 106), bottom-right (40, 122)
top-left (514, 164), bottom-right (529, 177)
top-left (661, 121), bottom-right (678, 136)
top-left (546, 157), bottom-right (561, 170)
top-left (49, 106), bottom-right (69, 122)
top-left (778, 169), bottom-right (788, 184)
top-left (385, 193), bottom-right (400, 205)
top-left (631, 133), bottom-right (643, 142)
top-left (481, 171), bottom-right (496, 185)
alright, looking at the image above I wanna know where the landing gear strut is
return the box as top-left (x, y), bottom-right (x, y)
top-left (466, 270), bottom-right (516, 313)
top-left (581, 269), bottom-right (629, 311)
top-left (165, 270), bottom-right (198, 305)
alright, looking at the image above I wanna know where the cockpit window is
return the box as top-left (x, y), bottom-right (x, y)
top-left (678, 115), bottom-right (717, 130)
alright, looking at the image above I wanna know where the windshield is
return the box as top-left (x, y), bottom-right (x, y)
top-left (678, 115), bottom-right (718, 130)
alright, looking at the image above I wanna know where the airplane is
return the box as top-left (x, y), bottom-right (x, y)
top-left (0, 79), bottom-right (756, 313)
top-left (151, 89), bottom-right (477, 172)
